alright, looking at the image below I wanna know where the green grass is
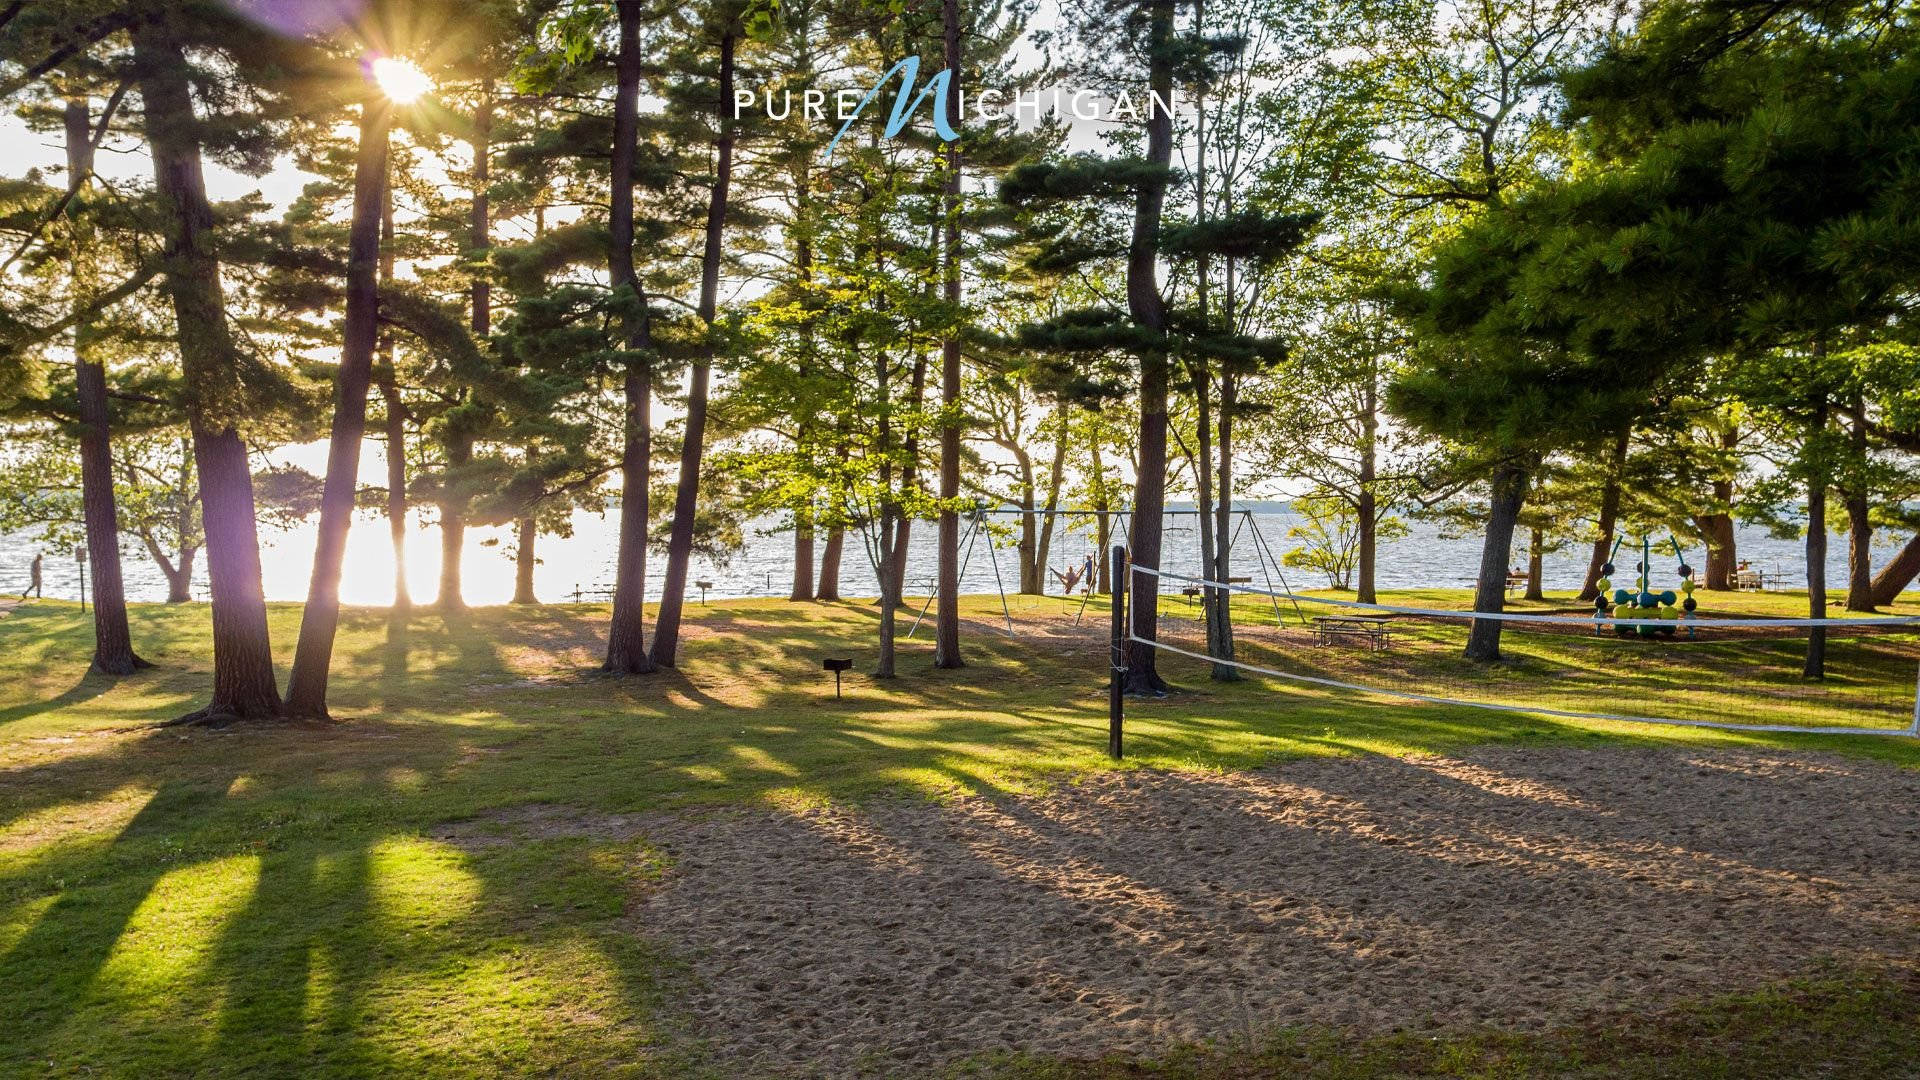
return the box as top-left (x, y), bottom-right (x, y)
top-left (1, 592), bottom-right (1917, 1078)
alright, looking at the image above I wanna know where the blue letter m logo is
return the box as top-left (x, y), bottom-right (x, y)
top-left (823, 57), bottom-right (959, 162)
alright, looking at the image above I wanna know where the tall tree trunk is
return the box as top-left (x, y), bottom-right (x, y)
top-left (1844, 395), bottom-right (1875, 611)
top-left (891, 343), bottom-right (927, 607)
top-left (651, 29), bottom-right (735, 668)
top-left (512, 516), bottom-right (538, 604)
top-left (132, 16), bottom-right (281, 722)
top-left (1209, 369), bottom-right (1236, 670)
top-left (1465, 463), bottom-right (1529, 663)
top-left (378, 181), bottom-right (409, 611)
top-left (934, 0), bottom-right (965, 668)
top-left (818, 524), bottom-right (844, 600)
top-left (1525, 526), bottom-right (1545, 601)
top-left (1016, 450), bottom-right (1039, 593)
top-left (1092, 440), bottom-right (1111, 594)
top-left (1699, 423), bottom-right (1739, 590)
top-left (876, 504), bottom-right (898, 677)
top-left (285, 92), bottom-right (389, 718)
top-left (790, 509), bottom-right (815, 601)
top-left (1123, 0), bottom-right (1176, 695)
top-left (1804, 398), bottom-right (1829, 679)
top-left (64, 97), bottom-right (143, 675)
top-left (1580, 426), bottom-right (1629, 600)
top-left (438, 80), bottom-right (492, 614)
top-left (603, 0), bottom-right (655, 672)
top-left (1356, 363), bottom-right (1379, 605)
top-left (436, 452), bottom-right (467, 611)
top-left (1034, 412), bottom-right (1068, 593)
top-left (166, 548), bottom-right (195, 603)
top-left (1868, 533), bottom-right (1920, 607)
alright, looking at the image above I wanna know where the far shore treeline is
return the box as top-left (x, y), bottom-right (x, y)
top-left (3, 0), bottom-right (1919, 721)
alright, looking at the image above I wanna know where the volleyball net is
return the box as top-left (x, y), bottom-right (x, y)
top-left (1115, 559), bottom-right (1920, 743)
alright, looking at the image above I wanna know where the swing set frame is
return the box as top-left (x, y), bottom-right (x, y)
top-left (905, 506), bottom-right (1305, 638)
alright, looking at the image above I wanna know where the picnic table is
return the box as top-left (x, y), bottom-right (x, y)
top-left (1735, 568), bottom-right (1766, 591)
top-left (1310, 614), bottom-right (1392, 651)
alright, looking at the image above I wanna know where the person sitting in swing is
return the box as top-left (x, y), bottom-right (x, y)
top-left (1050, 561), bottom-right (1087, 596)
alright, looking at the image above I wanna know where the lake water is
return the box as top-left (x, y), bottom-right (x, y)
top-left (0, 505), bottom-right (1895, 607)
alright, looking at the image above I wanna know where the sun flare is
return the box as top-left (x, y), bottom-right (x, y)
top-left (370, 57), bottom-right (432, 104)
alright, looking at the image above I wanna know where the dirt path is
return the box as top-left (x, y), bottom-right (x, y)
top-left (624, 748), bottom-right (1920, 1076)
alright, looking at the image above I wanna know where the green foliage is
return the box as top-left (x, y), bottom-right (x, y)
top-left (1281, 490), bottom-right (1409, 589)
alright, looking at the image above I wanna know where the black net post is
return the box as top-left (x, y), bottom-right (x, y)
top-left (1109, 545), bottom-right (1127, 759)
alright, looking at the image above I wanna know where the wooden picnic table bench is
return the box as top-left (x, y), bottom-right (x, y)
top-left (1310, 614), bottom-right (1392, 651)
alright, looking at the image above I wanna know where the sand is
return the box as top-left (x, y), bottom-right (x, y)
top-left (621, 748), bottom-right (1920, 1075)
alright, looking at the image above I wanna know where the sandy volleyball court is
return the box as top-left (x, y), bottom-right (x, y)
top-left (610, 749), bottom-right (1920, 1075)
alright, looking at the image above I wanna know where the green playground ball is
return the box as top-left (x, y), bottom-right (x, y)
top-left (1613, 604), bottom-right (1631, 619)
top-left (1659, 605), bottom-right (1676, 618)
top-left (1595, 577), bottom-right (1611, 592)
top-left (1659, 590), bottom-right (1677, 606)
top-left (1638, 623), bottom-right (1659, 637)
top-left (1681, 579), bottom-right (1696, 593)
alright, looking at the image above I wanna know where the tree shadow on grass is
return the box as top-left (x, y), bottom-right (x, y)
top-left (0, 773), bottom-right (235, 1065)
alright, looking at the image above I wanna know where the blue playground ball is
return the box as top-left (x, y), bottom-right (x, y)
top-left (1637, 591), bottom-right (1657, 607)
top-left (1658, 590), bottom-right (1677, 606)
top-left (1601, 562), bottom-right (1615, 576)
top-left (1613, 588), bottom-right (1632, 604)
top-left (1683, 597), bottom-right (1697, 611)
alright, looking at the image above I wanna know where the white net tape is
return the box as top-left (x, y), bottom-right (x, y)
top-left (1125, 564), bottom-right (1920, 738)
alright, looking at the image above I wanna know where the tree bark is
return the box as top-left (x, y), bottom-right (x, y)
top-left (1805, 397), bottom-right (1829, 679)
top-left (133, 15), bottom-right (281, 721)
top-left (1579, 425), bottom-right (1629, 601)
top-left (603, 0), bottom-right (655, 673)
top-left (1356, 363), bottom-right (1379, 605)
top-left (934, 0), bottom-right (964, 669)
top-left (1868, 533), bottom-right (1920, 607)
top-left (438, 80), bottom-right (491, 614)
top-left (286, 93), bottom-right (389, 718)
top-left (790, 510), bottom-right (815, 600)
top-left (1699, 423), bottom-right (1739, 590)
top-left (377, 179), bottom-right (409, 610)
top-left (1525, 526), bottom-right (1545, 601)
top-left (1844, 395), bottom-right (1874, 611)
top-left (1465, 463), bottom-right (1529, 663)
top-left (1092, 440), bottom-right (1111, 594)
top-left (1209, 369), bottom-right (1237, 672)
top-left (512, 516), bottom-right (538, 604)
top-left (436, 451), bottom-right (467, 611)
top-left (818, 524), bottom-right (844, 600)
top-left (65, 97), bottom-right (144, 675)
top-left (165, 547), bottom-right (195, 603)
top-left (651, 29), bottom-right (735, 669)
top-left (1123, 0), bottom-right (1176, 695)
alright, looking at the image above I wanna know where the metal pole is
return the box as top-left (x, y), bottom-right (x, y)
top-left (1110, 544), bottom-right (1126, 759)
top-left (986, 519), bottom-right (1014, 635)
top-left (908, 509), bottom-right (981, 638)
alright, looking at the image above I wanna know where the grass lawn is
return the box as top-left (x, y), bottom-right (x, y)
top-left (1, 590), bottom-right (1917, 1077)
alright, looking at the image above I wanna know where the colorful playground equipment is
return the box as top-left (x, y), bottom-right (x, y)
top-left (1593, 534), bottom-right (1700, 639)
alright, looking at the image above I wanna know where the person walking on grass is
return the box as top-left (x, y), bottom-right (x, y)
top-left (20, 552), bottom-right (42, 599)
